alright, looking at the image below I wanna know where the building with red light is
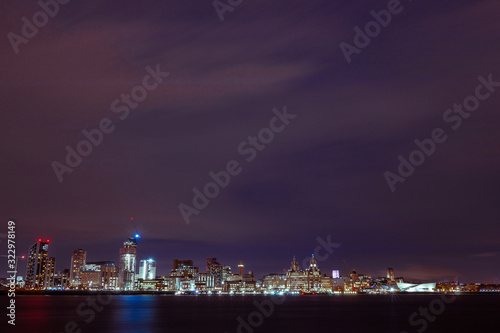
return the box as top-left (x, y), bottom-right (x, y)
top-left (26, 238), bottom-right (50, 289)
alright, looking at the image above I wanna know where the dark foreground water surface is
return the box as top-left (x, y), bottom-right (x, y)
top-left (4, 294), bottom-right (500, 333)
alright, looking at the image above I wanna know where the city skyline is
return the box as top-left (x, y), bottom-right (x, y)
top-left (1, 0), bottom-right (500, 289)
top-left (2, 1), bottom-right (500, 331)
top-left (12, 234), bottom-right (498, 285)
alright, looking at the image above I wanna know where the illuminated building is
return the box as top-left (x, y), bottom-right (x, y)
top-left (223, 264), bottom-right (256, 292)
top-left (332, 270), bottom-right (340, 279)
top-left (16, 276), bottom-right (25, 288)
top-left (286, 256), bottom-right (307, 291)
top-left (387, 267), bottom-right (395, 281)
top-left (397, 282), bottom-right (436, 292)
top-left (206, 257), bottom-right (223, 288)
top-left (169, 259), bottom-right (198, 278)
top-left (54, 269), bottom-right (70, 289)
top-left (136, 278), bottom-right (168, 291)
top-left (222, 265), bottom-right (233, 283)
top-left (100, 261), bottom-right (118, 290)
top-left (305, 255), bottom-right (323, 290)
top-left (225, 277), bottom-right (257, 292)
top-left (478, 284), bottom-right (500, 292)
top-left (26, 238), bottom-right (50, 289)
top-left (44, 257), bottom-right (56, 289)
top-left (80, 270), bottom-right (101, 289)
top-left (167, 259), bottom-right (199, 291)
top-left (262, 274), bottom-right (287, 291)
top-left (70, 249), bottom-right (87, 287)
top-left (196, 273), bottom-right (215, 290)
top-left (332, 276), bottom-right (347, 292)
top-left (139, 259), bottom-right (157, 280)
top-left (80, 261), bottom-right (118, 290)
top-left (285, 255), bottom-right (332, 293)
top-left (118, 235), bottom-right (138, 290)
top-left (344, 269), bottom-right (372, 292)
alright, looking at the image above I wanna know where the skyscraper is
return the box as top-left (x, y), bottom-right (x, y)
top-left (44, 257), bottom-right (56, 289)
top-left (206, 257), bottom-right (223, 287)
top-left (118, 236), bottom-right (138, 290)
top-left (26, 238), bottom-right (50, 289)
top-left (139, 259), bottom-right (156, 280)
top-left (70, 249), bottom-right (87, 287)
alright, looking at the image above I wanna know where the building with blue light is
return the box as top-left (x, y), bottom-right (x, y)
top-left (118, 235), bottom-right (138, 290)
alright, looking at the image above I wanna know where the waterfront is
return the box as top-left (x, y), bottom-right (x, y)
top-left (6, 294), bottom-right (500, 333)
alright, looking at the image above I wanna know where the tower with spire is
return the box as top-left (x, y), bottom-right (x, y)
top-left (306, 254), bottom-right (322, 290)
top-left (290, 256), bottom-right (300, 272)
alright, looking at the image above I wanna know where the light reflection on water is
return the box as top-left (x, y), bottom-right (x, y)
top-left (11, 294), bottom-right (500, 333)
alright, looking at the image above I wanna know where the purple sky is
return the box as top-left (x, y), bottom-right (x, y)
top-left (1, 0), bottom-right (500, 283)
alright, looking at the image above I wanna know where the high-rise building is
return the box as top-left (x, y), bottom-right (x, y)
top-left (100, 261), bottom-right (118, 290)
top-left (44, 257), bottom-right (56, 289)
top-left (139, 259), bottom-right (157, 280)
top-left (222, 265), bottom-right (233, 283)
top-left (118, 236), bottom-right (138, 290)
top-left (70, 249), bottom-right (87, 287)
top-left (387, 268), bottom-right (395, 281)
top-left (26, 238), bottom-right (50, 289)
top-left (206, 257), bottom-right (223, 287)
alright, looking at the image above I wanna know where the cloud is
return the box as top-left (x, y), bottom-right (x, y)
top-left (468, 252), bottom-right (500, 258)
top-left (389, 264), bottom-right (461, 282)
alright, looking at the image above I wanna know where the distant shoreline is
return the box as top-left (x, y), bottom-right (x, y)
top-left (1, 290), bottom-right (498, 296)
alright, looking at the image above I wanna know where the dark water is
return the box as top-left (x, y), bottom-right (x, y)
top-left (3, 294), bottom-right (500, 333)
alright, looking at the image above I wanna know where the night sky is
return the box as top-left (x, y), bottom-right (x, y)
top-left (1, 0), bottom-right (499, 283)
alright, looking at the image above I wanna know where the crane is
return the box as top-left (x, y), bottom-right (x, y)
top-left (343, 259), bottom-right (351, 275)
top-left (130, 217), bottom-right (140, 240)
